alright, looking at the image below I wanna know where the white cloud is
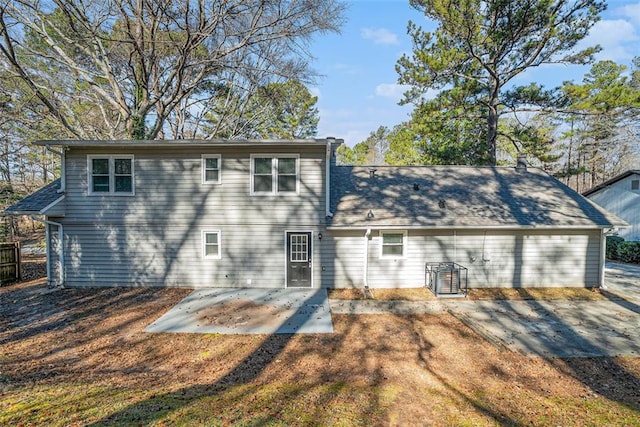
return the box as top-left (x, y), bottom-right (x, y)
top-left (618, 2), bottom-right (640, 25)
top-left (332, 63), bottom-right (360, 75)
top-left (578, 19), bottom-right (638, 61)
top-left (361, 27), bottom-right (399, 45)
top-left (374, 83), bottom-right (409, 101)
top-left (374, 83), bottom-right (440, 103)
top-left (308, 86), bottom-right (322, 99)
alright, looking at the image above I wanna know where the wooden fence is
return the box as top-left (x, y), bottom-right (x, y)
top-left (0, 242), bottom-right (21, 285)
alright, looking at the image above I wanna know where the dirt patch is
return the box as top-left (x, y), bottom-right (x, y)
top-left (196, 299), bottom-right (286, 328)
top-left (1, 280), bottom-right (639, 426)
top-left (328, 287), bottom-right (437, 301)
top-left (468, 287), bottom-right (607, 301)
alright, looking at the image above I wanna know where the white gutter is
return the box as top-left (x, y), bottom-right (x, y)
top-left (46, 145), bottom-right (65, 193)
top-left (327, 225), bottom-right (607, 231)
top-left (363, 228), bottom-right (371, 288)
top-left (325, 139), bottom-right (334, 218)
top-left (30, 215), bottom-right (64, 287)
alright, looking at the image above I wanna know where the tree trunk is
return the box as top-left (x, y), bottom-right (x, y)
top-left (487, 78), bottom-right (500, 165)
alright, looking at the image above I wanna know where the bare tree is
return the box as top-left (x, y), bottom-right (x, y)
top-left (0, 0), bottom-right (346, 140)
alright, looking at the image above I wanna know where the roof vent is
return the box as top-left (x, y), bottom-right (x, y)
top-left (369, 168), bottom-right (377, 179)
top-left (413, 183), bottom-right (420, 191)
top-left (438, 199), bottom-right (446, 209)
top-left (367, 209), bottom-right (374, 219)
top-left (516, 155), bottom-right (528, 172)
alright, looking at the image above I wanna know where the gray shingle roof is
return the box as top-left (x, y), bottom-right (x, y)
top-left (330, 166), bottom-right (627, 229)
top-left (4, 179), bottom-right (63, 215)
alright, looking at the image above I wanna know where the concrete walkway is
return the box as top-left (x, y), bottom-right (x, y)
top-left (330, 263), bottom-right (640, 358)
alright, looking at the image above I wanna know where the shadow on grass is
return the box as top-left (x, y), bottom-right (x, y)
top-left (85, 288), bottom-right (387, 426)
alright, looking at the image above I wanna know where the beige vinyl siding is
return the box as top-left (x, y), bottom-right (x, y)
top-left (329, 229), bottom-right (602, 289)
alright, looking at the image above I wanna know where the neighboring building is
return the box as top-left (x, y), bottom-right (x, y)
top-left (5, 139), bottom-right (626, 290)
top-left (583, 170), bottom-right (640, 242)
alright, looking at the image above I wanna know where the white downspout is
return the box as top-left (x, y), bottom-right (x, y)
top-left (453, 230), bottom-right (457, 264)
top-left (46, 145), bottom-right (65, 193)
top-left (31, 215), bottom-right (64, 287)
top-left (325, 139), bottom-right (334, 218)
top-left (599, 228), bottom-right (610, 289)
top-left (363, 228), bottom-right (371, 288)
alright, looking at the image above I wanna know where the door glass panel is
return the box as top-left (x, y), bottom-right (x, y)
top-left (290, 234), bottom-right (308, 262)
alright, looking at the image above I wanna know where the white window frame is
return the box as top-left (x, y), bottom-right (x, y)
top-left (250, 154), bottom-right (300, 195)
top-left (201, 154), bottom-right (222, 185)
top-left (201, 229), bottom-right (222, 259)
top-left (87, 155), bottom-right (135, 196)
top-left (380, 230), bottom-right (407, 258)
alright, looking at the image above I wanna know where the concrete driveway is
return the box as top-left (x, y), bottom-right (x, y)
top-left (443, 263), bottom-right (640, 357)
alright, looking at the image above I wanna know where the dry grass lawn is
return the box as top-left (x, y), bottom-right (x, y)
top-left (1, 264), bottom-right (639, 426)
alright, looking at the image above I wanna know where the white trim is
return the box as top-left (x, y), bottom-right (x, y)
top-left (39, 195), bottom-right (65, 215)
top-left (284, 230), bottom-right (314, 288)
top-left (363, 228), bottom-right (371, 288)
top-left (328, 225), bottom-right (608, 231)
top-left (599, 228), bottom-right (606, 288)
top-left (87, 155), bottom-right (135, 196)
top-left (201, 229), bottom-right (222, 259)
top-left (325, 141), bottom-right (333, 217)
top-left (31, 216), bottom-right (64, 287)
top-left (380, 230), bottom-right (407, 259)
top-left (250, 154), bottom-right (300, 195)
top-left (201, 154), bottom-right (222, 185)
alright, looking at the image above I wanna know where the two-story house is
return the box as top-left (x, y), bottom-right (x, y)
top-left (6, 138), bottom-right (626, 291)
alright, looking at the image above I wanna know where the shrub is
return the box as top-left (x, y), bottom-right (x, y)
top-left (606, 236), bottom-right (624, 260)
top-left (617, 241), bottom-right (640, 264)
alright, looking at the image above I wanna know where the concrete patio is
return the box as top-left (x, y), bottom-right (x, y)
top-left (145, 288), bottom-right (333, 334)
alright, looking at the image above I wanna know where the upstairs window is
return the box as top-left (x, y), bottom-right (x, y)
top-left (251, 155), bottom-right (299, 194)
top-left (88, 155), bottom-right (134, 195)
top-left (632, 179), bottom-right (639, 191)
top-left (202, 155), bottom-right (221, 184)
top-left (380, 231), bottom-right (407, 258)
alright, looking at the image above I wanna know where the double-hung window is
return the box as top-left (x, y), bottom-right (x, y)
top-left (202, 155), bottom-right (221, 184)
top-left (251, 155), bottom-right (299, 194)
top-left (202, 230), bottom-right (221, 259)
top-left (88, 155), bottom-right (134, 195)
top-left (380, 231), bottom-right (407, 258)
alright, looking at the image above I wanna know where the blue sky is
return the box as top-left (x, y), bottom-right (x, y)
top-left (310, 0), bottom-right (640, 147)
